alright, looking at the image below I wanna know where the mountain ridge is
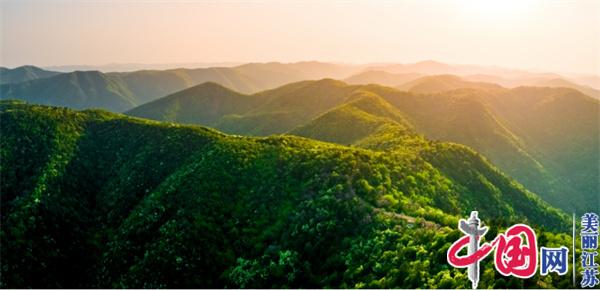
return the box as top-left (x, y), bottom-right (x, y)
top-left (1, 100), bottom-right (569, 288)
top-left (125, 79), bottom-right (598, 213)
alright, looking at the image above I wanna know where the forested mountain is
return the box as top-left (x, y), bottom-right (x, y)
top-left (289, 91), bottom-right (415, 145)
top-left (1, 101), bottom-right (570, 288)
top-left (0, 65), bottom-right (61, 84)
top-left (0, 71), bottom-right (137, 112)
top-left (216, 79), bottom-right (361, 135)
top-left (358, 84), bottom-right (599, 213)
top-left (125, 82), bottom-right (265, 125)
top-left (2, 62), bottom-right (596, 111)
top-left (126, 80), bottom-right (599, 213)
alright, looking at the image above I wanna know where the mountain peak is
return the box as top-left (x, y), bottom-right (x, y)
top-left (178, 81), bottom-right (244, 96)
top-left (311, 78), bottom-right (347, 87)
top-left (0, 65), bottom-right (61, 85)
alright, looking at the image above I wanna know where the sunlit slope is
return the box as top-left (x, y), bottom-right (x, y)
top-left (367, 84), bottom-right (599, 212)
top-left (396, 74), bottom-right (503, 94)
top-left (463, 74), bottom-right (600, 99)
top-left (290, 91), bottom-right (415, 146)
top-left (288, 92), bottom-right (564, 220)
top-left (344, 70), bottom-right (422, 87)
top-left (477, 87), bottom-right (600, 208)
top-left (1, 101), bottom-right (567, 288)
top-left (532, 78), bottom-right (600, 100)
top-left (126, 79), bottom-right (598, 212)
top-left (216, 79), bottom-right (360, 135)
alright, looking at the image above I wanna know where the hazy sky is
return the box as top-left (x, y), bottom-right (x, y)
top-left (1, 0), bottom-right (599, 74)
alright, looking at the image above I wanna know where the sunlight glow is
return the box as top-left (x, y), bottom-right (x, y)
top-left (458, 0), bottom-right (531, 23)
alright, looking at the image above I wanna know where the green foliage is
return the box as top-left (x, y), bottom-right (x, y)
top-left (126, 82), bottom-right (264, 125)
top-left (0, 71), bottom-right (137, 112)
top-left (125, 77), bottom-right (598, 214)
top-left (0, 102), bottom-right (572, 288)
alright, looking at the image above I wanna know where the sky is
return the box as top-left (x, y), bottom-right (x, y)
top-left (1, 0), bottom-right (599, 75)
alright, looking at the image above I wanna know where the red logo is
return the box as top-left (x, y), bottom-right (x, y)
top-left (447, 211), bottom-right (538, 288)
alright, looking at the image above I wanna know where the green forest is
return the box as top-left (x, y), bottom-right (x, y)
top-left (2, 0), bottom-right (599, 286)
top-left (0, 100), bottom-right (580, 288)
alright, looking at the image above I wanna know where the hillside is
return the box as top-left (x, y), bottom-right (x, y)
top-left (532, 78), bottom-right (600, 100)
top-left (366, 85), bottom-right (599, 212)
top-left (0, 65), bottom-right (61, 84)
top-left (127, 79), bottom-right (361, 135)
top-left (125, 79), bottom-right (598, 213)
top-left (344, 70), bottom-right (422, 87)
top-left (1, 101), bottom-right (569, 288)
top-left (396, 74), bottom-right (504, 93)
top-left (290, 91), bottom-right (415, 145)
top-left (0, 62), bottom-right (361, 111)
top-left (126, 82), bottom-right (264, 125)
top-left (0, 71), bottom-right (137, 112)
top-left (215, 79), bottom-right (361, 135)
top-left (476, 86), bottom-right (600, 208)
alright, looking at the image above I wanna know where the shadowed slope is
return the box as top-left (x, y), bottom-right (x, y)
top-left (0, 71), bottom-right (136, 111)
top-left (126, 82), bottom-right (264, 125)
top-left (0, 65), bottom-right (61, 85)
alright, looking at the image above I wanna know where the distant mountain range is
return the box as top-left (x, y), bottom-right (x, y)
top-left (0, 62), bottom-right (363, 111)
top-left (1, 61), bottom-right (598, 112)
top-left (127, 78), bottom-right (599, 213)
top-left (0, 65), bottom-right (61, 85)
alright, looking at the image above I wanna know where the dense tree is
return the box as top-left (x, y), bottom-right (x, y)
top-left (0, 101), bottom-right (574, 288)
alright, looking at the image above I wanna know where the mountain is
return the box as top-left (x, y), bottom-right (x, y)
top-left (1, 62), bottom-right (362, 111)
top-left (289, 91), bottom-right (414, 145)
top-left (5, 62), bottom-right (595, 112)
top-left (126, 82), bottom-right (264, 125)
top-left (367, 60), bottom-right (599, 94)
top-left (0, 65), bottom-right (61, 84)
top-left (568, 74), bottom-right (600, 90)
top-left (0, 71), bottom-right (137, 111)
top-left (531, 78), bottom-right (600, 99)
top-left (215, 79), bottom-right (360, 135)
top-left (130, 79), bottom-right (598, 213)
top-left (368, 60), bottom-right (461, 75)
top-left (43, 62), bottom-right (243, 72)
top-left (127, 79), bottom-right (359, 134)
top-left (463, 74), bottom-right (600, 99)
top-left (344, 70), bottom-right (423, 87)
top-left (476, 86), bottom-right (600, 208)
top-left (366, 84), bottom-right (599, 212)
top-left (289, 85), bottom-right (557, 208)
top-left (396, 75), bottom-right (504, 93)
top-left (110, 66), bottom-right (260, 102)
top-left (112, 61), bottom-right (360, 101)
top-left (1, 101), bottom-right (569, 288)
